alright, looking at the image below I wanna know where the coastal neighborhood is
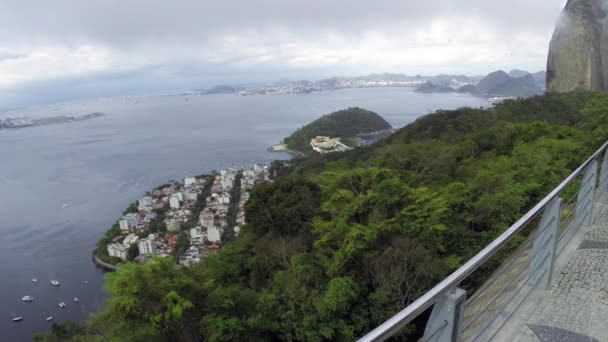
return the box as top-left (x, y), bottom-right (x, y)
top-left (100, 163), bottom-right (271, 268)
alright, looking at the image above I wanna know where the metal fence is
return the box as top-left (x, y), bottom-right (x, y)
top-left (358, 140), bottom-right (608, 342)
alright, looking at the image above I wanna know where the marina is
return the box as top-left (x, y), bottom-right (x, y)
top-left (9, 279), bottom-right (91, 323)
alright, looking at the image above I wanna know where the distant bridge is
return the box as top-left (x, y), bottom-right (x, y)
top-left (360, 140), bottom-right (608, 342)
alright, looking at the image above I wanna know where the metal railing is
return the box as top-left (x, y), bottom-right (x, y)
top-left (359, 140), bottom-right (608, 342)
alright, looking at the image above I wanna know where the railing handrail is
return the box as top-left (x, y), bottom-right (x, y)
top-left (359, 139), bottom-right (608, 342)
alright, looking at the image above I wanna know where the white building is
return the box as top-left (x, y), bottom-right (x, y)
top-left (218, 194), bottom-right (231, 204)
top-left (142, 211), bottom-right (157, 222)
top-left (184, 177), bottom-right (196, 187)
top-left (176, 192), bottom-right (184, 202)
top-left (138, 234), bottom-right (156, 255)
top-left (122, 233), bottom-right (139, 247)
top-left (107, 243), bottom-right (129, 261)
top-left (169, 195), bottom-right (181, 209)
top-left (207, 226), bottom-right (223, 243)
top-left (311, 136), bottom-right (351, 154)
top-left (138, 196), bottom-right (153, 210)
top-left (190, 227), bottom-right (205, 240)
top-left (184, 191), bottom-right (198, 201)
top-left (119, 213), bottom-right (140, 231)
top-left (200, 209), bottom-right (214, 228)
top-left (165, 219), bottom-right (181, 232)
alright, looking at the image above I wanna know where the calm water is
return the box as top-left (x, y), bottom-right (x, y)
top-left (0, 88), bottom-right (488, 341)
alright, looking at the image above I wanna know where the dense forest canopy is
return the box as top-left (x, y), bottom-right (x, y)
top-left (283, 107), bottom-right (392, 152)
top-left (36, 91), bottom-right (608, 342)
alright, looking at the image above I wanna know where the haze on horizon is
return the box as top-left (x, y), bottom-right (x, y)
top-left (0, 0), bottom-right (567, 109)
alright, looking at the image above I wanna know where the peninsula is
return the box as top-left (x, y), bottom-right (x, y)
top-left (0, 112), bottom-right (104, 130)
top-left (277, 107), bottom-right (393, 154)
top-left (93, 164), bottom-right (270, 270)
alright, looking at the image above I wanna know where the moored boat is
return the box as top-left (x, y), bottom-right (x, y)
top-left (12, 317), bottom-right (23, 322)
top-left (21, 296), bottom-right (34, 302)
top-left (58, 302), bottom-right (66, 308)
top-left (31, 278), bottom-right (37, 282)
top-left (46, 316), bottom-right (53, 321)
top-left (74, 297), bottom-right (79, 303)
top-left (50, 280), bottom-right (60, 286)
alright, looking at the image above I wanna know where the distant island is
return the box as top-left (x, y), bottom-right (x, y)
top-left (414, 81), bottom-right (456, 93)
top-left (274, 107), bottom-right (393, 154)
top-left (0, 112), bottom-right (104, 130)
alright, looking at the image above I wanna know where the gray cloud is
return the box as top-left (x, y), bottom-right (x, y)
top-left (0, 0), bottom-right (566, 107)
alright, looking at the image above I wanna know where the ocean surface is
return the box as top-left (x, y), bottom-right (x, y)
top-left (0, 87), bottom-right (488, 341)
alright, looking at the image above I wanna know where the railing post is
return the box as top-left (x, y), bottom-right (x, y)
top-left (422, 288), bottom-right (466, 342)
top-left (528, 197), bottom-right (561, 289)
top-left (575, 159), bottom-right (598, 226)
top-left (599, 149), bottom-right (608, 193)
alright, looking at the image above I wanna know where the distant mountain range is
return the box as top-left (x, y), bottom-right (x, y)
top-left (193, 70), bottom-right (546, 98)
top-left (414, 70), bottom-right (546, 97)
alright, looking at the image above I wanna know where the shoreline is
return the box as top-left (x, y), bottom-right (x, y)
top-left (92, 252), bottom-right (118, 272)
top-left (267, 144), bottom-right (307, 157)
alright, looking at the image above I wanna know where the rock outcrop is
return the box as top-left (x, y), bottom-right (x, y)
top-left (547, 0), bottom-right (608, 92)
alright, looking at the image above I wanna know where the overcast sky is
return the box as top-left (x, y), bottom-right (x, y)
top-left (0, 0), bottom-right (567, 109)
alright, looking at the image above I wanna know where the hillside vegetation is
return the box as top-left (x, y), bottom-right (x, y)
top-left (35, 91), bottom-right (608, 342)
top-left (283, 107), bottom-right (392, 152)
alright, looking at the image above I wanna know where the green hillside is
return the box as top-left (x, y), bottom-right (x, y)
top-left (36, 91), bottom-right (608, 342)
top-left (283, 107), bottom-right (392, 152)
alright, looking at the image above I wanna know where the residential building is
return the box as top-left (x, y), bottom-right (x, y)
top-left (119, 213), bottom-right (140, 231)
top-left (190, 227), bottom-right (204, 240)
top-left (165, 218), bottom-right (181, 232)
top-left (200, 209), bottom-right (214, 228)
top-left (138, 234), bottom-right (156, 255)
top-left (184, 177), bottom-right (196, 187)
top-left (184, 191), bottom-right (198, 201)
top-left (107, 243), bottom-right (129, 261)
top-left (122, 233), bottom-right (139, 247)
top-left (207, 226), bottom-right (223, 243)
top-left (138, 196), bottom-right (153, 210)
top-left (169, 195), bottom-right (180, 209)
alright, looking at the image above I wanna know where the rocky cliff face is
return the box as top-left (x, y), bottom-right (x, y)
top-left (547, 0), bottom-right (608, 92)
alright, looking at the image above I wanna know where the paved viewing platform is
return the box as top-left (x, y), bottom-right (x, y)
top-left (511, 194), bottom-right (608, 342)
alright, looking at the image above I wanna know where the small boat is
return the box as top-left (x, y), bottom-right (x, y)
top-left (59, 302), bottom-right (66, 308)
top-left (46, 317), bottom-right (53, 321)
top-left (74, 297), bottom-right (79, 303)
top-left (61, 202), bottom-right (70, 209)
top-left (21, 296), bottom-right (34, 302)
top-left (12, 317), bottom-right (23, 322)
top-left (84, 280), bottom-right (88, 284)
top-left (50, 280), bottom-right (60, 286)
top-left (31, 278), bottom-right (37, 282)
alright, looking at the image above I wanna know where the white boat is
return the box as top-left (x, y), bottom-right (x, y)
top-left (62, 202), bottom-right (70, 209)
top-left (84, 280), bottom-right (88, 284)
top-left (12, 317), bottom-right (23, 322)
top-left (21, 296), bottom-right (34, 302)
top-left (50, 280), bottom-right (60, 286)
top-left (59, 302), bottom-right (66, 308)
top-left (31, 278), bottom-right (37, 282)
top-left (74, 297), bottom-right (79, 303)
top-left (46, 316), bottom-right (53, 321)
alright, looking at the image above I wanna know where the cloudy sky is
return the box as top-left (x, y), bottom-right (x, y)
top-left (0, 0), bottom-right (567, 109)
